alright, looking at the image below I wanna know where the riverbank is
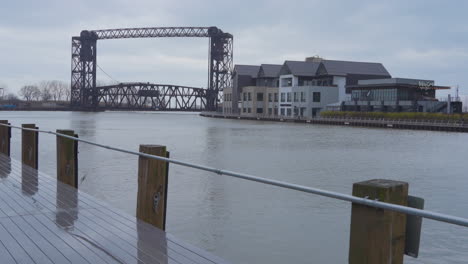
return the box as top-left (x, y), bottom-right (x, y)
top-left (200, 112), bottom-right (468, 132)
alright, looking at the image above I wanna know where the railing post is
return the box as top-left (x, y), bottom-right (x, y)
top-left (349, 179), bottom-right (408, 264)
top-left (22, 124), bottom-right (38, 169)
top-left (0, 120), bottom-right (11, 156)
top-left (56, 130), bottom-right (78, 188)
top-left (137, 145), bottom-right (169, 230)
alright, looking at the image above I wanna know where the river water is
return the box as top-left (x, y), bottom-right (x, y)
top-left (1, 111), bottom-right (468, 263)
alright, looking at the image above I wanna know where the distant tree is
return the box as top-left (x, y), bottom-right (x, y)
top-left (4, 93), bottom-right (19, 103)
top-left (64, 84), bottom-right (71, 101)
top-left (19, 85), bottom-right (39, 101)
top-left (39, 81), bottom-right (53, 101)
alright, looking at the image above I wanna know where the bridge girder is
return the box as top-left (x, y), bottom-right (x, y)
top-left (70, 27), bottom-right (233, 111)
top-left (96, 82), bottom-right (206, 111)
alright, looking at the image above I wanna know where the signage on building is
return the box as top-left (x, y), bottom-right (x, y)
top-left (418, 81), bottom-right (434, 90)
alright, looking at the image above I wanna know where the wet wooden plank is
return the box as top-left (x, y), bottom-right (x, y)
top-left (0, 153), bottom-right (228, 264)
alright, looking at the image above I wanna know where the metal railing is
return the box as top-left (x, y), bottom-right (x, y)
top-left (1, 122), bottom-right (468, 229)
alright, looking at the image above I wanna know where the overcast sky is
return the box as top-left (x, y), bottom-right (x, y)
top-left (1, 0), bottom-right (468, 97)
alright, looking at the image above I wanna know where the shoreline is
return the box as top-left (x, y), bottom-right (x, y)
top-left (200, 112), bottom-right (468, 133)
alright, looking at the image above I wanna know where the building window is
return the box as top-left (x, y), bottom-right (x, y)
top-left (274, 93), bottom-right (278, 102)
top-left (280, 108), bottom-right (285, 116)
top-left (268, 93), bottom-right (272, 102)
top-left (243, 107), bottom-right (246, 113)
top-left (268, 108), bottom-right (272, 115)
top-left (243, 93), bottom-right (246, 101)
top-left (257, 93), bottom-right (264, 101)
top-left (248, 108), bottom-right (251, 113)
top-left (293, 92), bottom-right (298, 102)
top-left (248, 92), bottom-right (252, 101)
top-left (287, 92), bottom-right (291, 102)
top-left (301, 92), bottom-right (305, 102)
top-left (281, 93), bottom-right (285, 102)
top-left (313, 92), bottom-right (321, 102)
top-left (286, 108), bottom-right (292, 116)
top-left (274, 108), bottom-right (278, 115)
top-left (257, 108), bottom-right (263, 114)
top-left (281, 77), bottom-right (293, 87)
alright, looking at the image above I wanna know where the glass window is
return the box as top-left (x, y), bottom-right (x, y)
top-left (248, 108), bottom-right (251, 113)
top-left (268, 108), bottom-right (272, 115)
top-left (287, 108), bottom-right (292, 116)
top-left (280, 108), bottom-right (285, 116)
top-left (301, 92), bottom-right (305, 102)
top-left (257, 108), bottom-right (263, 114)
top-left (243, 107), bottom-right (246, 113)
top-left (274, 93), bottom-right (278, 102)
top-left (248, 92), bottom-right (251, 101)
top-left (287, 92), bottom-right (291, 102)
top-left (281, 78), bottom-right (293, 87)
top-left (281, 93), bottom-right (285, 102)
top-left (243, 93), bottom-right (246, 101)
top-left (257, 93), bottom-right (263, 101)
top-left (274, 108), bottom-right (278, 115)
top-left (313, 92), bottom-right (321, 102)
top-left (268, 93), bottom-right (272, 102)
top-left (294, 92), bottom-right (298, 102)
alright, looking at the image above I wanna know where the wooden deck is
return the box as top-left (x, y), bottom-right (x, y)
top-left (0, 154), bottom-right (227, 264)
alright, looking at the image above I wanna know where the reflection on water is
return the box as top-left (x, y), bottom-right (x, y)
top-left (56, 182), bottom-right (78, 230)
top-left (0, 156), bottom-right (11, 179)
top-left (22, 166), bottom-right (38, 196)
top-left (3, 111), bottom-right (468, 264)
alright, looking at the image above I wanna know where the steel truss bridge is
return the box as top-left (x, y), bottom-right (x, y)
top-left (97, 82), bottom-right (206, 110)
top-left (71, 27), bottom-right (233, 111)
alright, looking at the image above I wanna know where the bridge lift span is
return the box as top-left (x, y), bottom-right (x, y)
top-left (71, 27), bottom-right (233, 111)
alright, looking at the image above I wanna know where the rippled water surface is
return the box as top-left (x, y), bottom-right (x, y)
top-left (2, 111), bottom-right (468, 263)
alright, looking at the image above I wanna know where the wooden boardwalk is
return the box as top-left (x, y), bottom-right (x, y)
top-left (0, 153), bottom-right (227, 264)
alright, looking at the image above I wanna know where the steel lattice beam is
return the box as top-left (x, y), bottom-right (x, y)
top-left (70, 27), bottom-right (233, 111)
top-left (96, 82), bottom-right (206, 111)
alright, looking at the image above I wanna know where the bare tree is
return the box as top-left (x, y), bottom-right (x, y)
top-left (38, 81), bottom-right (53, 101)
top-left (19, 85), bottom-right (40, 101)
top-left (4, 93), bottom-right (19, 103)
top-left (57, 81), bottom-right (69, 101)
top-left (63, 84), bottom-right (71, 101)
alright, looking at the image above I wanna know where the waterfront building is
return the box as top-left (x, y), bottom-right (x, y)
top-left (278, 57), bottom-right (390, 117)
top-left (342, 78), bottom-right (462, 113)
top-left (240, 86), bottom-right (279, 117)
top-left (224, 65), bottom-right (260, 114)
top-left (239, 64), bottom-right (282, 117)
top-left (225, 57), bottom-right (392, 117)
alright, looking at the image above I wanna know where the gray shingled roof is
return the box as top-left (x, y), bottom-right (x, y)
top-left (281, 61), bottom-right (321, 76)
top-left (259, 64), bottom-right (282, 78)
top-left (233, 65), bottom-right (260, 78)
top-left (320, 60), bottom-right (390, 76)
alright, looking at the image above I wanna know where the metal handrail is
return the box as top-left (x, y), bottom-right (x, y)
top-left (2, 122), bottom-right (468, 228)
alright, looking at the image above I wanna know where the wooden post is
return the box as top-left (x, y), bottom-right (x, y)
top-left (56, 130), bottom-right (78, 188)
top-left (349, 179), bottom-right (408, 264)
top-left (21, 124), bottom-right (38, 169)
top-left (137, 145), bottom-right (169, 230)
top-left (0, 120), bottom-right (11, 156)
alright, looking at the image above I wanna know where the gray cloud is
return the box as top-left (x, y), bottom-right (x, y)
top-left (1, 0), bottom-right (467, 97)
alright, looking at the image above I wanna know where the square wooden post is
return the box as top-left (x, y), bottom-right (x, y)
top-left (56, 130), bottom-right (78, 188)
top-left (21, 124), bottom-right (38, 169)
top-left (137, 145), bottom-right (169, 230)
top-left (0, 120), bottom-right (11, 156)
top-left (349, 179), bottom-right (408, 264)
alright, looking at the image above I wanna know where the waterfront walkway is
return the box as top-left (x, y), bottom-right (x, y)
top-left (201, 112), bottom-right (468, 132)
top-left (0, 153), bottom-right (226, 264)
